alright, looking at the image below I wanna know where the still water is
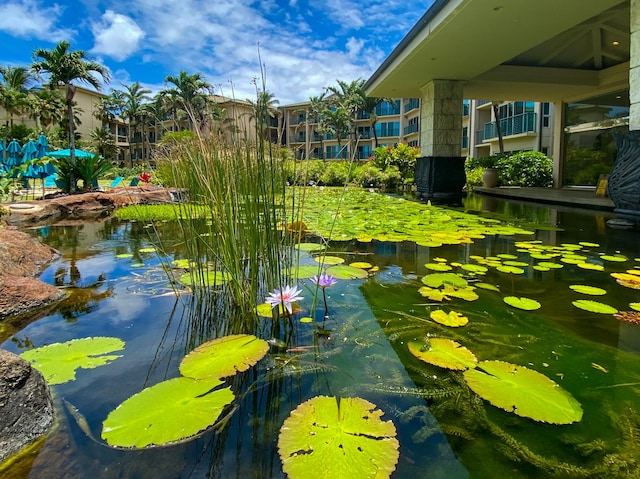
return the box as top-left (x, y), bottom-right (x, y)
top-left (2, 193), bottom-right (640, 478)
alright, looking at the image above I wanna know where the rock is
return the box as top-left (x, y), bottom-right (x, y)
top-left (0, 228), bottom-right (63, 319)
top-left (5, 185), bottom-right (178, 226)
top-left (0, 349), bottom-right (54, 464)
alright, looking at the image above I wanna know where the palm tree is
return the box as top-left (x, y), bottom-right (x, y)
top-left (249, 90), bottom-right (279, 142)
top-left (326, 79), bottom-right (367, 159)
top-left (89, 126), bottom-right (119, 162)
top-left (163, 71), bottom-right (211, 130)
top-left (27, 88), bottom-right (66, 131)
top-left (32, 41), bottom-right (110, 192)
top-left (0, 66), bottom-right (35, 144)
top-left (122, 81), bottom-right (151, 166)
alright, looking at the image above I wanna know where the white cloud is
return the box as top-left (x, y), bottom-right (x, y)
top-left (0, 0), bottom-right (72, 41)
top-left (91, 10), bottom-right (145, 61)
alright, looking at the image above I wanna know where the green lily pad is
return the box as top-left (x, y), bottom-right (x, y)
top-left (179, 271), bottom-right (232, 287)
top-left (171, 258), bottom-right (192, 269)
top-left (576, 262), bottom-right (604, 271)
top-left (430, 309), bottom-right (469, 327)
top-left (278, 396), bottom-right (399, 479)
top-left (256, 303), bottom-right (275, 317)
top-left (425, 263), bottom-right (452, 271)
top-left (20, 337), bottom-right (125, 385)
top-left (102, 376), bottom-right (233, 448)
top-left (569, 285), bottom-right (607, 295)
top-left (461, 264), bottom-right (488, 274)
top-left (138, 247), bottom-right (156, 253)
top-left (349, 262), bottom-right (373, 269)
top-left (475, 282), bottom-right (500, 292)
top-left (463, 361), bottom-right (583, 424)
top-left (116, 253), bottom-right (134, 259)
top-left (572, 300), bottom-right (618, 314)
top-left (496, 265), bottom-right (525, 274)
top-left (533, 265), bottom-right (550, 272)
top-left (295, 243), bottom-right (326, 253)
top-left (503, 296), bottom-right (541, 311)
top-left (408, 338), bottom-right (477, 370)
top-left (601, 254), bottom-right (628, 262)
top-left (326, 265), bottom-right (369, 280)
top-left (421, 273), bottom-right (468, 289)
top-left (180, 334), bottom-right (269, 380)
top-left (288, 265), bottom-right (323, 279)
top-left (537, 262), bottom-right (563, 269)
top-left (314, 255), bottom-right (345, 265)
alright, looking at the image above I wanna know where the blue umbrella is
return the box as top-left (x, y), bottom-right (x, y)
top-left (35, 134), bottom-right (49, 158)
top-left (22, 140), bottom-right (38, 163)
top-left (5, 139), bottom-right (22, 167)
top-left (47, 148), bottom-right (96, 159)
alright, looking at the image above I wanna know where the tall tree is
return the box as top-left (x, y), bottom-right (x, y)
top-left (32, 41), bottom-right (110, 191)
top-left (163, 71), bottom-right (211, 130)
top-left (27, 88), bottom-right (66, 131)
top-left (122, 81), bottom-right (151, 166)
top-left (326, 79), bottom-right (367, 159)
top-left (0, 66), bottom-right (35, 144)
top-left (249, 90), bottom-right (279, 142)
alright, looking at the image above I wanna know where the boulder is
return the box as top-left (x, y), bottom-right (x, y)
top-left (0, 228), bottom-right (63, 319)
top-left (0, 349), bottom-right (54, 464)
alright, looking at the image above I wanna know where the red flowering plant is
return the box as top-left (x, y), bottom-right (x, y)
top-left (138, 172), bottom-right (152, 183)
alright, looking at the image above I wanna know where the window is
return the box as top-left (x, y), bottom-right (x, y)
top-left (375, 121), bottom-right (400, 137)
top-left (375, 100), bottom-right (401, 116)
top-left (542, 103), bottom-right (550, 128)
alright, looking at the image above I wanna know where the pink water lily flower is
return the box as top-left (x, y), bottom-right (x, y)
top-left (265, 285), bottom-right (304, 314)
top-left (310, 273), bottom-right (338, 288)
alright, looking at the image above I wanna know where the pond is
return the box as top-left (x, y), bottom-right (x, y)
top-left (2, 192), bottom-right (640, 479)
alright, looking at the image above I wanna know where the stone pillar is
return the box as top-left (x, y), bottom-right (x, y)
top-left (631, 0), bottom-right (640, 131)
top-left (415, 80), bottom-right (466, 201)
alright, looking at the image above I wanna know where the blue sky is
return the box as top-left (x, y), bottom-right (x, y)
top-left (0, 0), bottom-right (434, 105)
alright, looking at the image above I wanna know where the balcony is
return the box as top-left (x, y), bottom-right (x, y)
top-left (476, 112), bottom-right (537, 143)
top-left (403, 123), bottom-right (419, 135)
top-left (404, 99), bottom-right (420, 112)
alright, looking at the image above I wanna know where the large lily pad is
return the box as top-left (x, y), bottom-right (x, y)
top-left (430, 309), bottom-right (469, 327)
top-left (278, 396), bottom-right (399, 479)
top-left (408, 338), bottom-right (477, 370)
top-left (572, 300), bottom-right (618, 314)
top-left (102, 376), bottom-right (233, 448)
top-left (503, 296), bottom-right (541, 311)
top-left (20, 337), bottom-right (125, 385)
top-left (463, 361), bottom-right (583, 424)
top-left (180, 334), bottom-right (269, 380)
top-left (421, 273), bottom-right (468, 289)
top-left (326, 265), bottom-right (368, 280)
top-left (569, 285), bottom-right (607, 295)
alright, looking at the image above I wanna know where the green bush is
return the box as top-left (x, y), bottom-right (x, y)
top-left (497, 151), bottom-right (553, 187)
top-left (372, 143), bottom-right (418, 182)
top-left (465, 166), bottom-right (484, 187)
top-left (319, 161), bottom-right (355, 186)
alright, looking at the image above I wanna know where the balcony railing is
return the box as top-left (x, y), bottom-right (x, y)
top-left (403, 123), bottom-right (419, 135)
top-left (476, 112), bottom-right (537, 143)
top-left (404, 99), bottom-right (420, 112)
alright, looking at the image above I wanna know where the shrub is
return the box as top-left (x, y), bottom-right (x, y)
top-left (465, 166), bottom-right (484, 187)
top-left (356, 162), bottom-right (385, 188)
top-left (319, 161), bottom-right (355, 186)
top-left (372, 143), bottom-right (418, 182)
top-left (497, 151), bottom-right (553, 187)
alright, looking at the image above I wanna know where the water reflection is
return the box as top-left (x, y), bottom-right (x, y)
top-left (3, 195), bottom-right (640, 478)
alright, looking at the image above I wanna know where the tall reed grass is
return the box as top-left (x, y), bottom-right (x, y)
top-left (155, 105), bottom-right (300, 318)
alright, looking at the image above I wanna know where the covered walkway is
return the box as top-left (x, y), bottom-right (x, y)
top-left (473, 186), bottom-right (615, 211)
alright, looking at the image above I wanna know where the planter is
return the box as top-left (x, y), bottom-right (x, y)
top-left (482, 168), bottom-right (499, 188)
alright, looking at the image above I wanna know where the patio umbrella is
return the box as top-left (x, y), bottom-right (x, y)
top-left (5, 139), bottom-right (22, 168)
top-left (0, 140), bottom-right (5, 173)
top-left (27, 156), bottom-right (57, 197)
top-left (47, 148), bottom-right (96, 159)
top-left (35, 133), bottom-right (49, 158)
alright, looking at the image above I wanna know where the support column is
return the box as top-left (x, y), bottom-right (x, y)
top-left (607, 1), bottom-right (640, 222)
top-left (630, 0), bottom-right (640, 131)
top-left (415, 80), bottom-right (466, 201)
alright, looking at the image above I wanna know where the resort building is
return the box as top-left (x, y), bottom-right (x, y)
top-left (364, 0), bottom-right (633, 197)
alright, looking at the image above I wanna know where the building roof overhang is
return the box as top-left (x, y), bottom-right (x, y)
top-left (365, 0), bottom-right (629, 104)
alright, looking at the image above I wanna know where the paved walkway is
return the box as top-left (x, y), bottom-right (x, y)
top-left (473, 186), bottom-right (615, 211)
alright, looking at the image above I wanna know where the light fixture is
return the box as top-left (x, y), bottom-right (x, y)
top-left (612, 41), bottom-right (620, 46)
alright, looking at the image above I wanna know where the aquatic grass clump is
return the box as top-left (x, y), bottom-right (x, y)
top-left (154, 112), bottom-right (299, 318)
